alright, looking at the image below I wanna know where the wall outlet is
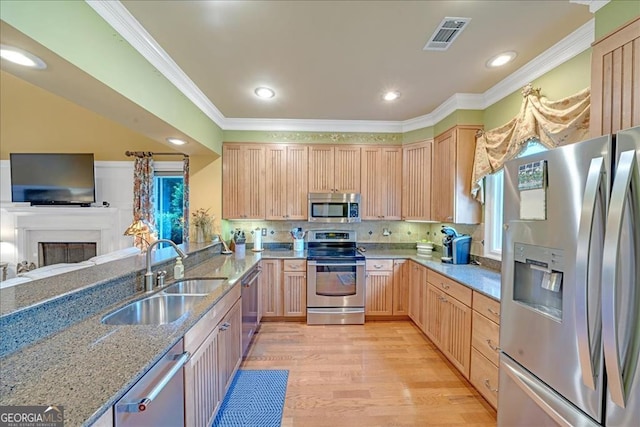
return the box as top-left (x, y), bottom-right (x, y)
top-left (261, 228), bottom-right (267, 236)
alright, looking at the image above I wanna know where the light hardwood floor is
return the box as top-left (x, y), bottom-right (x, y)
top-left (242, 321), bottom-right (497, 427)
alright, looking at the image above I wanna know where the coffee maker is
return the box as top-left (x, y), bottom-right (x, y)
top-left (441, 226), bottom-right (472, 264)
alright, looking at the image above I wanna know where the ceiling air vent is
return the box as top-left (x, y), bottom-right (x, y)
top-left (423, 17), bottom-right (471, 51)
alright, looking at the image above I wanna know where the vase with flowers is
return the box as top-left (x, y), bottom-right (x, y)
top-left (191, 208), bottom-right (214, 243)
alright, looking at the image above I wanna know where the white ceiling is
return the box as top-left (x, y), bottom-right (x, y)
top-left (116, 0), bottom-right (593, 123)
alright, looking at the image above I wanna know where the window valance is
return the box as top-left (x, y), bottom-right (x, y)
top-left (471, 84), bottom-right (591, 200)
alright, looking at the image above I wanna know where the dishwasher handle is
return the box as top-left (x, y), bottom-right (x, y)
top-left (121, 351), bottom-right (190, 413)
top-left (242, 266), bottom-right (262, 287)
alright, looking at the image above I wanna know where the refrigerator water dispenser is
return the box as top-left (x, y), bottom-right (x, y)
top-left (513, 243), bottom-right (565, 321)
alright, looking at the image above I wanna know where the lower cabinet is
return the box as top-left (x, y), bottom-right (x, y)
top-left (408, 261), bottom-right (427, 329)
top-left (424, 270), bottom-right (473, 379)
top-left (283, 260), bottom-right (307, 317)
top-left (260, 259), bottom-right (283, 317)
top-left (392, 259), bottom-right (410, 316)
top-left (184, 286), bottom-right (241, 427)
top-left (365, 260), bottom-right (394, 316)
top-left (470, 291), bottom-right (501, 408)
top-left (261, 259), bottom-right (307, 319)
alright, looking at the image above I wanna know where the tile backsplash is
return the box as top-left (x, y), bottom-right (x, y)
top-left (222, 220), bottom-right (482, 254)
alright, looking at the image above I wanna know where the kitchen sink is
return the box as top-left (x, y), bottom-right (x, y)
top-left (162, 278), bottom-right (228, 295)
top-left (101, 294), bottom-right (205, 325)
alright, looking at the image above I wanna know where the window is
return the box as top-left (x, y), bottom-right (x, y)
top-left (484, 140), bottom-right (546, 260)
top-left (154, 162), bottom-right (185, 244)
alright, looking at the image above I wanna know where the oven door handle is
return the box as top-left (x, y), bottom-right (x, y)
top-left (308, 261), bottom-right (365, 267)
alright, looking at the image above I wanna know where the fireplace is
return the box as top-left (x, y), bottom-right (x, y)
top-left (38, 242), bottom-right (97, 266)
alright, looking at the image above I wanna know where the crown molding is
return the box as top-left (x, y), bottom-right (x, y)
top-left (89, 1), bottom-right (594, 134)
top-left (85, 0), bottom-right (227, 128)
top-left (569, 0), bottom-right (610, 13)
top-left (223, 118), bottom-right (403, 133)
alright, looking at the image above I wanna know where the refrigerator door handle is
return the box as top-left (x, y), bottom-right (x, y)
top-left (575, 156), bottom-right (605, 391)
top-left (602, 149), bottom-right (639, 409)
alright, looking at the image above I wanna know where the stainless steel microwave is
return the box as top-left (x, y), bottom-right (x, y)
top-left (308, 193), bottom-right (361, 223)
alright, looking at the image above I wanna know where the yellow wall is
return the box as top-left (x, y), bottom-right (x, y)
top-left (0, 71), bottom-right (172, 160)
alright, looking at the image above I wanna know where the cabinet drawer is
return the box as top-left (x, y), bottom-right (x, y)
top-left (472, 311), bottom-right (500, 366)
top-left (470, 348), bottom-right (499, 409)
top-left (283, 259), bottom-right (306, 272)
top-left (366, 259), bottom-right (393, 271)
top-left (427, 270), bottom-right (472, 306)
top-left (473, 291), bottom-right (501, 325)
top-left (185, 285), bottom-right (240, 353)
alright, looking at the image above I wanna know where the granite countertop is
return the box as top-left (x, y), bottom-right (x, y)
top-left (361, 249), bottom-right (501, 300)
top-left (0, 252), bottom-right (261, 427)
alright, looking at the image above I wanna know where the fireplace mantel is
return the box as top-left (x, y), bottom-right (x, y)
top-left (6, 206), bottom-right (121, 266)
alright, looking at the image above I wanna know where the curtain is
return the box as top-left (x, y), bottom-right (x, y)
top-left (471, 84), bottom-right (591, 200)
top-left (182, 156), bottom-right (190, 243)
top-left (132, 154), bottom-right (155, 247)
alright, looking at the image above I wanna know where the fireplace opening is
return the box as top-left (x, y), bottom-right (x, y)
top-left (38, 242), bottom-right (97, 267)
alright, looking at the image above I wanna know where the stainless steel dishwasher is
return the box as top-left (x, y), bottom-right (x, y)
top-left (115, 339), bottom-right (189, 426)
top-left (241, 264), bottom-right (261, 357)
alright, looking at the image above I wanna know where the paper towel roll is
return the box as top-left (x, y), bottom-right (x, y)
top-left (253, 230), bottom-right (263, 252)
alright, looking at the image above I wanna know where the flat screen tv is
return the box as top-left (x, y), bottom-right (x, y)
top-left (10, 153), bottom-right (96, 206)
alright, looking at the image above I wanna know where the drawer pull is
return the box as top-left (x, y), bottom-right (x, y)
top-left (374, 264), bottom-right (384, 269)
top-left (441, 282), bottom-right (450, 290)
top-left (484, 379), bottom-right (499, 393)
top-left (486, 339), bottom-right (500, 352)
top-left (487, 307), bottom-right (500, 318)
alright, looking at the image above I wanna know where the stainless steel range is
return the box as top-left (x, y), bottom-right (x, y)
top-left (306, 230), bottom-right (365, 325)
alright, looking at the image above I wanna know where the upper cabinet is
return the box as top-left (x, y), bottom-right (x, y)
top-left (360, 146), bottom-right (402, 220)
top-left (308, 146), bottom-right (361, 193)
top-left (431, 126), bottom-right (482, 224)
top-left (590, 17), bottom-right (640, 137)
top-left (402, 140), bottom-right (433, 221)
top-left (265, 145), bottom-right (308, 220)
top-left (222, 144), bottom-right (265, 219)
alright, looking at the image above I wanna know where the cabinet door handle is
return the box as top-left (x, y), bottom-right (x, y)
top-left (219, 322), bottom-right (231, 331)
top-left (484, 379), bottom-right (499, 393)
top-left (486, 339), bottom-right (500, 352)
top-left (487, 308), bottom-right (500, 318)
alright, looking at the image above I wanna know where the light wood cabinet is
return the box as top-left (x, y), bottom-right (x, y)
top-left (392, 259), bottom-right (410, 316)
top-left (360, 146), bottom-right (402, 220)
top-left (222, 144), bottom-right (266, 219)
top-left (431, 126), bottom-right (482, 224)
top-left (260, 259), bottom-right (283, 318)
top-left (425, 271), bottom-right (472, 379)
top-left (408, 261), bottom-right (427, 331)
top-left (470, 291), bottom-right (501, 409)
top-left (365, 259), bottom-right (394, 316)
top-left (402, 140), bottom-right (433, 221)
top-left (184, 286), bottom-right (241, 427)
top-left (265, 144), bottom-right (308, 220)
top-left (590, 17), bottom-right (640, 137)
top-left (308, 145), bottom-right (361, 193)
top-left (283, 260), bottom-right (307, 317)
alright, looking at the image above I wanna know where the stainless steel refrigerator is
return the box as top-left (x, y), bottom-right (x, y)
top-left (498, 126), bottom-right (639, 426)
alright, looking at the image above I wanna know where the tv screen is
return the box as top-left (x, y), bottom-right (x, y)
top-left (10, 153), bottom-right (96, 206)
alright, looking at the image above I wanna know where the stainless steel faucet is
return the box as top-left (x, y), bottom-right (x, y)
top-left (145, 239), bottom-right (188, 292)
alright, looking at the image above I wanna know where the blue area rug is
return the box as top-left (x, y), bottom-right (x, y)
top-left (212, 369), bottom-right (289, 427)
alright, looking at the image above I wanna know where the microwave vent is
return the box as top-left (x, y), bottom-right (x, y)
top-left (423, 17), bottom-right (471, 51)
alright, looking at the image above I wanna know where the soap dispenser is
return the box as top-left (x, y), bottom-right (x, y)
top-left (174, 257), bottom-right (184, 279)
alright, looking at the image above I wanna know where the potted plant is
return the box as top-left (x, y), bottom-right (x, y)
top-left (191, 208), bottom-right (214, 243)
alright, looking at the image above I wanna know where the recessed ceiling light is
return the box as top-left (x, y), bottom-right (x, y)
top-left (254, 87), bottom-right (275, 99)
top-left (486, 51), bottom-right (517, 68)
top-left (0, 45), bottom-right (47, 69)
top-left (383, 91), bottom-right (400, 101)
top-left (166, 137), bottom-right (187, 146)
